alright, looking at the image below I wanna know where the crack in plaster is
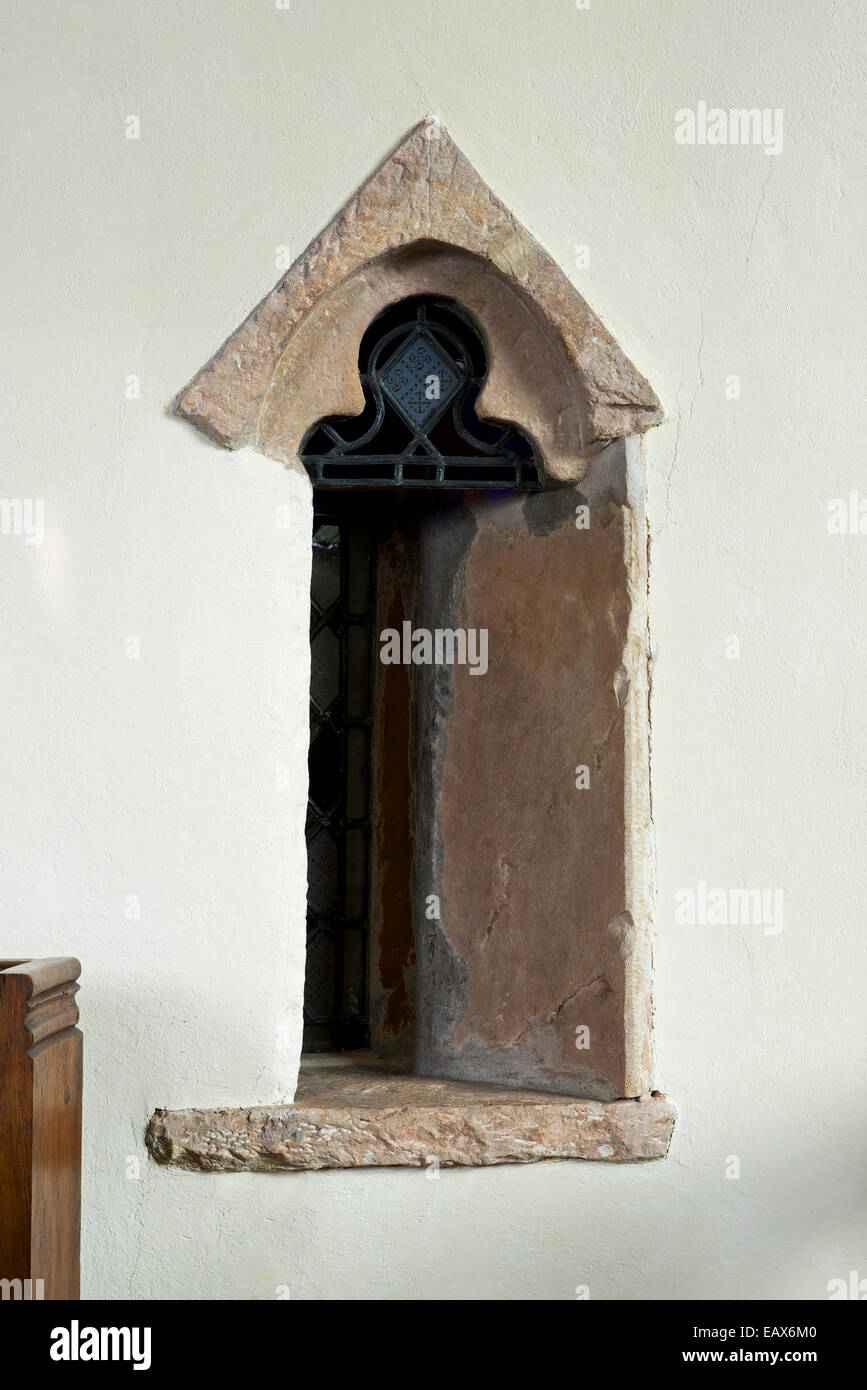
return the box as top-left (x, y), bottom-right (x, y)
top-left (744, 166), bottom-right (773, 289)
top-left (658, 277), bottom-right (706, 535)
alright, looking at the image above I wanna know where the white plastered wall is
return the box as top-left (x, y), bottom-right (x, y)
top-left (1, 0), bottom-right (865, 1299)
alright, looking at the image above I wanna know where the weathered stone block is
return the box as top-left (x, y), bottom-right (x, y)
top-left (146, 1058), bottom-right (675, 1171)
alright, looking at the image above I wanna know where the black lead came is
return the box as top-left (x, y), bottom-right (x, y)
top-left (300, 296), bottom-right (541, 490)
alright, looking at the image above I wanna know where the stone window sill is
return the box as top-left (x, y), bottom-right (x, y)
top-left (146, 1053), bottom-right (675, 1171)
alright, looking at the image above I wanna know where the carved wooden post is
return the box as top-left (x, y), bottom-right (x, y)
top-left (0, 958), bottom-right (82, 1300)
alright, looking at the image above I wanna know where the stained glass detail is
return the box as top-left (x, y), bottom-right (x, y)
top-left (300, 297), bottom-right (540, 489)
top-left (379, 332), bottom-right (460, 432)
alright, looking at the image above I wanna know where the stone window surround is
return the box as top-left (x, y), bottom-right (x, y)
top-left (148, 120), bottom-right (674, 1171)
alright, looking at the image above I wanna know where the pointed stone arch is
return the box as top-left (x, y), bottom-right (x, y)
top-left (175, 120), bottom-right (662, 468)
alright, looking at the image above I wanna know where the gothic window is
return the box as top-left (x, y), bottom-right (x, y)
top-left (301, 297), bottom-right (540, 490)
top-left (162, 123), bottom-right (671, 1169)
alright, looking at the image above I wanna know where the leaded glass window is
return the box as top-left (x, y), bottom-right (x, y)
top-left (304, 509), bottom-right (375, 1051)
top-left (300, 297), bottom-right (541, 489)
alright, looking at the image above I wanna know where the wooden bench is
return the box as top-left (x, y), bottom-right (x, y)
top-left (0, 958), bottom-right (82, 1300)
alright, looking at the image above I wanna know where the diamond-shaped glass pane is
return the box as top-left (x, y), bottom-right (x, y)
top-left (379, 333), bottom-right (460, 432)
top-left (308, 722), bottom-right (341, 817)
top-left (311, 526), bottom-right (341, 610)
top-left (304, 927), bottom-right (335, 1021)
top-left (310, 626), bottom-right (340, 711)
top-left (307, 826), bottom-right (338, 914)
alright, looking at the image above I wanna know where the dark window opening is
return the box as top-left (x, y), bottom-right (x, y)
top-left (304, 506), bottom-right (376, 1052)
top-left (300, 296), bottom-right (541, 490)
top-left (303, 297), bottom-right (544, 1055)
